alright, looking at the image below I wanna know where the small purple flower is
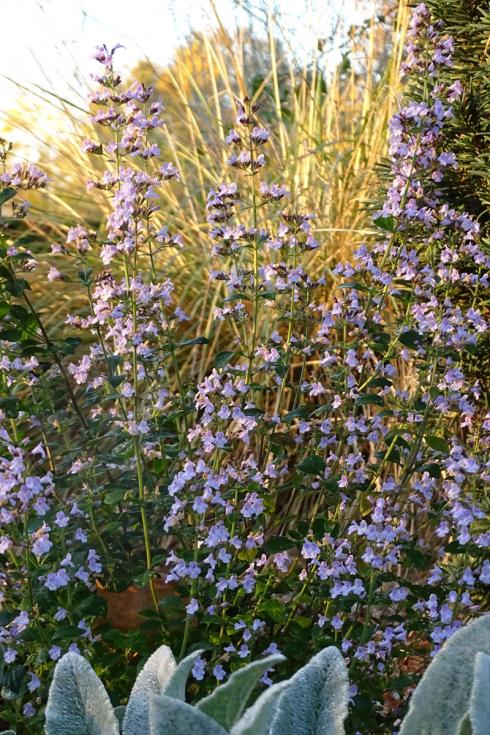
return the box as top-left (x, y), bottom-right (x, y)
top-left (301, 540), bottom-right (321, 560)
top-left (49, 646), bottom-right (62, 661)
top-left (186, 598), bottom-right (199, 616)
top-left (389, 586), bottom-right (409, 602)
top-left (4, 648), bottom-right (17, 664)
top-left (23, 702), bottom-right (36, 717)
top-left (251, 127), bottom-right (270, 144)
top-left (44, 568), bottom-right (70, 591)
top-left (192, 656), bottom-right (206, 681)
top-left (241, 492), bottom-right (264, 518)
top-left (213, 663), bottom-right (226, 681)
top-left (225, 129), bottom-right (241, 145)
top-left (27, 672), bottom-right (41, 692)
top-left (31, 525), bottom-right (53, 558)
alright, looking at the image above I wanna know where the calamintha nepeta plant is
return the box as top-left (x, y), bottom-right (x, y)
top-left (0, 4), bottom-right (489, 733)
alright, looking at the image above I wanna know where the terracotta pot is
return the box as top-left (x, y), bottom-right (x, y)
top-left (95, 578), bottom-right (176, 631)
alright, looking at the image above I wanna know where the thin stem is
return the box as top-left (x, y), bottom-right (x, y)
top-left (22, 290), bottom-right (88, 430)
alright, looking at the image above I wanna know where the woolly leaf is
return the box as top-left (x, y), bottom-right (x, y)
top-left (469, 651), bottom-right (490, 734)
top-left (122, 645), bottom-right (176, 735)
top-left (0, 731), bottom-right (17, 734)
top-left (197, 653), bottom-right (285, 730)
top-left (149, 695), bottom-right (228, 735)
top-left (400, 615), bottom-right (490, 735)
top-left (230, 680), bottom-right (290, 735)
top-left (45, 652), bottom-right (119, 735)
top-left (269, 646), bottom-right (349, 735)
top-left (163, 649), bottom-right (204, 700)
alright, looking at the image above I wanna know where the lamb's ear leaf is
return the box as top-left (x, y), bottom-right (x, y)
top-left (149, 694), bottom-right (229, 735)
top-left (0, 730), bottom-right (17, 734)
top-left (230, 680), bottom-right (291, 735)
top-left (469, 651), bottom-right (490, 735)
top-left (269, 646), bottom-right (349, 735)
top-left (400, 615), bottom-right (490, 735)
top-left (45, 652), bottom-right (119, 735)
top-left (122, 645), bottom-right (176, 735)
top-left (114, 705), bottom-right (126, 732)
top-left (197, 653), bottom-right (285, 730)
top-left (163, 649), bottom-right (204, 700)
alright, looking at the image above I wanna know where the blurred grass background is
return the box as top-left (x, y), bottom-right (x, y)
top-left (0, 0), bottom-right (408, 378)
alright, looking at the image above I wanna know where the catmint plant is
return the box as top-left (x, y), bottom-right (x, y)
top-left (0, 5), bottom-right (488, 734)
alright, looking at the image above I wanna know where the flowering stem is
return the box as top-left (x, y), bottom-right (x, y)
top-left (125, 240), bottom-right (160, 615)
top-left (246, 129), bottom-right (259, 386)
top-left (21, 290), bottom-right (88, 430)
top-left (360, 567), bottom-right (376, 643)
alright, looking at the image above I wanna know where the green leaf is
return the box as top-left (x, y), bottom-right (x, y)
top-left (123, 645), bottom-right (176, 735)
top-left (402, 544), bottom-right (432, 570)
top-left (338, 281), bottom-right (369, 291)
top-left (258, 599), bottom-right (288, 624)
top-left (0, 328), bottom-right (22, 341)
top-left (270, 647), bottom-right (349, 735)
top-left (77, 594), bottom-right (107, 617)
top-left (355, 394), bottom-right (385, 407)
top-left (420, 462), bottom-right (442, 480)
top-left (425, 435), bottom-right (450, 455)
top-left (45, 653), bottom-right (119, 735)
top-left (456, 714), bottom-right (472, 735)
top-left (214, 351), bottom-right (235, 369)
top-left (263, 537), bottom-right (297, 554)
top-left (0, 398), bottom-right (20, 418)
top-left (399, 616), bottom-right (490, 735)
top-left (108, 375), bottom-right (125, 388)
top-left (149, 695), bottom-right (228, 735)
top-left (284, 406), bottom-right (309, 423)
top-left (469, 652), bottom-right (490, 735)
top-left (373, 214), bottom-right (396, 232)
top-left (176, 336), bottom-right (209, 348)
top-left (14, 235), bottom-right (45, 246)
top-left (231, 681), bottom-right (290, 735)
top-left (0, 188), bottom-right (16, 206)
top-left (6, 277), bottom-right (30, 297)
top-left (365, 377), bottom-right (392, 389)
top-left (0, 301), bottom-right (10, 318)
top-left (398, 330), bottom-right (423, 348)
top-left (9, 305), bottom-right (32, 325)
top-left (163, 650), bottom-right (204, 701)
top-left (57, 337), bottom-right (82, 356)
top-left (258, 289), bottom-right (276, 300)
top-left (103, 488), bottom-right (127, 505)
top-left (197, 654), bottom-right (285, 730)
top-left (297, 455), bottom-right (326, 476)
top-left (269, 432), bottom-right (296, 448)
top-left (243, 407), bottom-right (264, 417)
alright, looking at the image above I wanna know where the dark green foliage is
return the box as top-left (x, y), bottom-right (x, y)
top-left (414, 0), bottom-right (490, 394)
